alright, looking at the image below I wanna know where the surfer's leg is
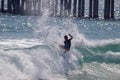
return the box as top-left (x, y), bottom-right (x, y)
top-left (63, 52), bottom-right (70, 76)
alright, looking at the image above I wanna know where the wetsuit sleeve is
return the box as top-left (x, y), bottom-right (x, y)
top-left (69, 34), bottom-right (73, 40)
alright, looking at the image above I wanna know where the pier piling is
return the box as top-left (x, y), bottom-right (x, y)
top-left (0, 0), bottom-right (116, 19)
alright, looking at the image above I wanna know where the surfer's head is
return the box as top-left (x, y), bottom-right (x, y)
top-left (64, 35), bottom-right (68, 40)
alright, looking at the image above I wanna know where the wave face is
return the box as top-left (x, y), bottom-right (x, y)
top-left (75, 39), bottom-right (120, 63)
top-left (0, 15), bottom-right (120, 80)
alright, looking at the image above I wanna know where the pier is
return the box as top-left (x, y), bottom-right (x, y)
top-left (0, 0), bottom-right (116, 19)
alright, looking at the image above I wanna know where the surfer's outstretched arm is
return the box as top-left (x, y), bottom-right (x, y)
top-left (69, 34), bottom-right (73, 40)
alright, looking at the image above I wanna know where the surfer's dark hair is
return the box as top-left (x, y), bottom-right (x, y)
top-left (64, 35), bottom-right (68, 40)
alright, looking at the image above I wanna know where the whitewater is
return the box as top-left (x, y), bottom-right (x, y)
top-left (0, 10), bottom-right (120, 80)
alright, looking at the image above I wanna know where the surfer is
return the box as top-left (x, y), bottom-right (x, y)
top-left (62, 34), bottom-right (73, 53)
top-left (58, 34), bottom-right (73, 76)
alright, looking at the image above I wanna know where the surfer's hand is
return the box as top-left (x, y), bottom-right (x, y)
top-left (68, 34), bottom-right (73, 40)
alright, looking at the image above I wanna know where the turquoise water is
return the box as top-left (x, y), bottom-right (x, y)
top-left (0, 15), bottom-right (120, 80)
top-left (0, 16), bottom-right (120, 39)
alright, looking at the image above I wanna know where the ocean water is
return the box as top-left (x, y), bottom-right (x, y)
top-left (0, 14), bottom-right (120, 80)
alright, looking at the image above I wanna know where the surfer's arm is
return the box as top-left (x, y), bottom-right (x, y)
top-left (69, 34), bottom-right (73, 40)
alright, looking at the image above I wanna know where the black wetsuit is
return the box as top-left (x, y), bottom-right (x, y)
top-left (64, 39), bottom-right (71, 49)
